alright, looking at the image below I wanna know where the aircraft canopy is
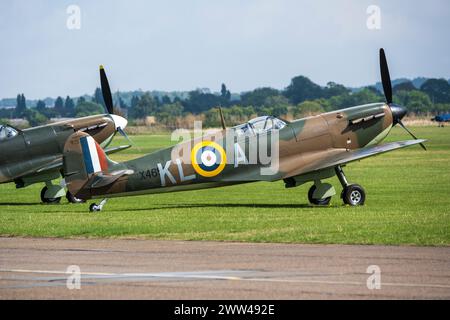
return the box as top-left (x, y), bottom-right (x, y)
top-left (234, 116), bottom-right (286, 136)
top-left (0, 125), bottom-right (18, 141)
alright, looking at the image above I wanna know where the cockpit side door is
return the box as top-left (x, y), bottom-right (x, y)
top-left (0, 129), bottom-right (27, 165)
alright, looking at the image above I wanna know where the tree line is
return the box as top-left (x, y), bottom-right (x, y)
top-left (2, 75), bottom-right (450, 128)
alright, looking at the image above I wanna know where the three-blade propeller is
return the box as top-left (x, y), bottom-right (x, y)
top-left (99, 65), bottom-right (133, 147)
top-left (379, 49), bottom-right (426, 150)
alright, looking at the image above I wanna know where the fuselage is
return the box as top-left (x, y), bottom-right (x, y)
top-left (0, 114), bottom-right (116, 184)
top-left (76, 102), bottom-right (394, 200)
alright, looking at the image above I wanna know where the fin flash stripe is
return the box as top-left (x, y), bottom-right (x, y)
top-left (80, 136), bottom-right (108, 174)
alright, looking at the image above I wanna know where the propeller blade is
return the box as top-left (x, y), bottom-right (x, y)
top-left (398, 120), bottom-right (427, 150)
top-left (379, 48), bottom-right (393, 104)
top-left (117, 127), bottom-right (133, 145)
top-left (99, 65), bottom-right (114, 114)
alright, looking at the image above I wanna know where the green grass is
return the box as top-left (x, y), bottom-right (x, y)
top-left (0, 127), bottom-right (449, 245)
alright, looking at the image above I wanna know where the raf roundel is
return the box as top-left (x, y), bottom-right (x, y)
top-left (191, 141), bottom-right (227, 177)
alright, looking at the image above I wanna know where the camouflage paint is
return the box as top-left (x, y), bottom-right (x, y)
top-left (63, 103), bottom-right (398, 200)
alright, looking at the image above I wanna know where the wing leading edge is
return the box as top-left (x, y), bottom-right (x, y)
top-left (284, 139), bottom-right (426, 179)
top-left (308, 139), bottom-right (426, 173)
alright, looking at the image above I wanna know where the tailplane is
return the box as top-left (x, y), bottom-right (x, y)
top-left (63, 132), bottom-right (133, 200)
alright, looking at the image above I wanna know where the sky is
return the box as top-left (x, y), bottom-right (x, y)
top-left (0, 0), bottom-right (449, 99)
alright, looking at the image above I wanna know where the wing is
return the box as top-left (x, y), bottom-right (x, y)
top-left (286, 139), bottom-right (426, 178)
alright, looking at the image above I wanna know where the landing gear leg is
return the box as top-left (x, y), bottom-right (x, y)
top-left (335, 166), bottom-right (366, 206)
top-left (66, 191), bottom-right (86, 204)
top-left (89, 198), bottom-right (108, 212)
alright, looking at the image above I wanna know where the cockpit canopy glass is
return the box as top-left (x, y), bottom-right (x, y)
top-left (0, 125), bottom-right (18, 141)
top-left (234, 116), bottom-right (286, 136)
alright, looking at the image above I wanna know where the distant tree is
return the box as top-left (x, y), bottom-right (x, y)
top-left (263, 95), bottom-right (290, 117)
top-left (323, 82), bottom-right (350, 98)
top-left (240, 87), bottom-right (280, 107)
top-left (14, 93), bottom-right (27, 118)
top-left (393, 81), bottom-right (416, 93)
top-left (420, 79), bottom-right (450, 104)
top-left (36, 100), bottom-right (46, 113)
top-left (221, 83), bottom-right (231, 105)
top-left (129, 93), bottom-right (157, 119)
top-left (153, 95), bottom-right (161, 107)
top-left (24, 109), bottom-right (48, 126)
top-left (183, 90), bottom-right (222, 114)
top-left (365, 86), bottom-right (382, 95)
top-left (75, 101), bottom-right (104, 117)
top-left (161, 95), bottom-right (171, 105)
top-left (54, 96), bottom-right (64, 117)
top-left (130, 95), bottom-right (140, 109)
top-left (93, 87), bottom-right (105, 109)
top-left (293, 101), bottom-right (325, 117)
top-left (64, 96), bottom-right (75, 117)
top-left (157, 102), bottom-right (184, 127)
top-left (394, 90), bottom-right (432, 114)
top-left (204, 108), bottom-right (222, 128)
top-left (326, 88), bottom-right (382, 110)
top-left (77, 96), bottom-right (86, 106)
top-left (173, 97), bottom-right (182, 104)
top-left (433, 103), bottom-right (450, 114)
top-left (118, 96), bottom-right (128, 109)
top-left (284, 76), bottom-right (323, 104)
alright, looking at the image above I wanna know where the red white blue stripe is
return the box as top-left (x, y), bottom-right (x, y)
top-left (80, 136), bottom-right (108, 174)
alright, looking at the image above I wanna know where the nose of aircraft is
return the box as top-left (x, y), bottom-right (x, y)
top-left (389, 104), bottom-right (407, 125)
top-left (110, 114), bottom-right (128, 130)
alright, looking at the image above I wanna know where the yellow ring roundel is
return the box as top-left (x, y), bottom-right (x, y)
top-left (191, 141), bottom-right (227, 177)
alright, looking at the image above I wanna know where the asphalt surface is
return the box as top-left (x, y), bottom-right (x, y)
top-left (0, 237), bottom-right (449, 299)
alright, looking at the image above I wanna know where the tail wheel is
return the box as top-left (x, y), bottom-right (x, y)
top-left (40, 186), bottom-right (61, 204)
top-left (342, 184), bottom-right (366, 206)
top-left (66, 191), bottom-right (86, 204)
top-left (308, 185), bottom-right (331, 206)
top-left (89, 203), bottom-right (102, 212)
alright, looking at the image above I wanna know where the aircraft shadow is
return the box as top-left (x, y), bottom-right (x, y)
top-left (130, 203), bottom-right (340, 212)
top-left (0, 202), bottom-right (42, 206)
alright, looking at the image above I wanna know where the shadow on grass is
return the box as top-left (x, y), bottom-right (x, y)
top-left (0, 202), bottom-right (42, 206)
top-left (127, 203), bottom-right (340, 212)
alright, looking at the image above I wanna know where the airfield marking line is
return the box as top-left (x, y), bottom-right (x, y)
top-left (1, 268), bottom-right (449, 289)
top-left (0, 269), bottom-right (115, 276)
top-left (0, 269), bottom-right (246, 280)
top-left (229, 277), bottom-right (450, 289)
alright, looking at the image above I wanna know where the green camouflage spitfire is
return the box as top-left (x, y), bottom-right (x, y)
top-left (61, 49), bottom-right (426, 212)
top-left (0, 66), bottom-right (131, 204)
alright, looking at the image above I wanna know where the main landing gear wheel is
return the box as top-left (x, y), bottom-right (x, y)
top-left (66, 191), bottom-right (86, 204)
top-left (335, 166), bottom-right (366, 206)
top-left (342, 184), bottom-right (366, 206)
top-left (40, 186), bottom-right (61, 204)
top-left (308, 185), bottom-right (331, 206)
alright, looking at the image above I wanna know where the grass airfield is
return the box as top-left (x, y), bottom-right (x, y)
top-left (0, 126), bottom-right (449, 246)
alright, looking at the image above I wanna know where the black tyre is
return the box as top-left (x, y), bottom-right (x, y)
top-left (66, 191), bottom-right (86, 204)
top-left (308, 185), bottom-right (331, 206)
top-left (40, 186), bottom-right (61, 204)
top-left (89, 203), bottom-right (101, 212)
top-left (342, 184), bottom-right (366, 206)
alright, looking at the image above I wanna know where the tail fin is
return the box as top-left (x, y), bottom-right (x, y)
top-left (63, 132), bottom-right (130, 200)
